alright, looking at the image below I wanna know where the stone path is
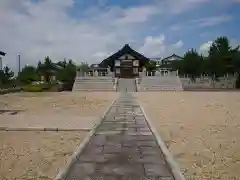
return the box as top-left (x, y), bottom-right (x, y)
top-left (65, 93), bottom-right (174, 179)
top-left (117, 79), bottom-right (137, 92)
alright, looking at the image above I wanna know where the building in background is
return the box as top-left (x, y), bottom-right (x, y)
top-left (0, 50), bottom-right (6, 71)
top-left (100, 44), bottom-right (150, 78)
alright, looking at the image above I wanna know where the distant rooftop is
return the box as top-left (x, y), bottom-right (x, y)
top-left (0, 51), bottom-right (6, 56)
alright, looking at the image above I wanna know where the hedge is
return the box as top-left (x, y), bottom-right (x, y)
top-left (236, 75), bottom-right (240, 89)
top-left (23, 83), bottom-right (52, 92)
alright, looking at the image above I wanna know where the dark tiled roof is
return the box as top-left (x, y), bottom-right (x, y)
top-left (99, 44), bottom-right (150, 67)
top-left (0, 51), bottom-right (6, 56)
top-left (162, 54), bottom-right (183, 61)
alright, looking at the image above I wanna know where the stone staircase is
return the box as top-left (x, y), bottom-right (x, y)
top-left (72, 77), bottom-right (117, 91)
top-left (138, 76), bottom-right (183, 91)
top-left (117, 78), bottom-right (137, 92)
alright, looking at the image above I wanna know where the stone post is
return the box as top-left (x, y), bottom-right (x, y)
top-left (41, 75), bottom-right (45, 82)
top-left (94, 70), bottom-right (98, 76)
top-left (107, 66), bottom-right (111, 74)
top-left (52, 75), bottom-right (56, 82)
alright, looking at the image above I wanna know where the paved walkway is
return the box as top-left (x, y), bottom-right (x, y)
top-left (65, 93), bottom-right (174, 179)
top-left (117, 79), bottom-right (137, 92)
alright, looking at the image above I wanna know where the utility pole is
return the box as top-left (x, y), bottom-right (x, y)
top-left (18, 54), bottom-right (21, 74)
top-left (0, 56), bottom-right (2, 71)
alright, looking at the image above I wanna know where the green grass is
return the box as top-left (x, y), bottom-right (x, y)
top-left (23, 83), bottom-right (52, 92)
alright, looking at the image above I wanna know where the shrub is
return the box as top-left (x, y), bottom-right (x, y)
top-left (23, 85), bottom-right (43, 92)
top-left (236, 75), bottom-right (240, 89)
top-left (23, 83), bottom-right (51, 92)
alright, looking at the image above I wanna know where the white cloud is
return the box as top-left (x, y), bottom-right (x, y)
top-left (191, 15), bottom-right (232, 27)
top-left (199, 38), bottom-right (240, 55)
top-left (230, 39), bottom-right (240, 48)
top-left (199, 41), bottom-right (213, 53)
top-left (161, 0), bottom-right (209, 14)
top-left (200, 32), bottom-right (210, 37)
top-left (0, 0), bottom-right (148, 71)
top-left (169, 24), bottom-right (182, 31)
top-left (172, 40), bottom-right (184, 48)
top-left (138, 35), bottom-right (166, 57)
top-left (0, 0), bottom-right (222, 73)
top-left (116, 5), bottom-right (159, 24)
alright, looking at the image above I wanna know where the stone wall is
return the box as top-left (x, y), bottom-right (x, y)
top-left (180, 76), bottom-right (237, 89)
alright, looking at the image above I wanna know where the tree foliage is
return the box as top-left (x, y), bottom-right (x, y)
top-left (0, 66), bottom-right (14, 85)
top-left (37, 56), bottom-right (57, 82)
top-left (77, 62), bottom-right (89, 72)
top-left (56, 59), bottom-right (76, 82)
top-left (17, 66), bottom-right (39, 84)
top-left (182, 49), bottom-right (202, 79)
top-left (145, 60), bottom-right (157, 71)
top-left (165, 36), bottom-right (239, 79)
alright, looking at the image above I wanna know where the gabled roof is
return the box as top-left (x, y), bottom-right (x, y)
top-left (0, 51), bottom-right (6, 56)
top-left (99, 44), bottom-right (150, 67)
top-left (90, 64), bottom-right (99, 68)
top-left (162, 54), bottom-right (183, 61)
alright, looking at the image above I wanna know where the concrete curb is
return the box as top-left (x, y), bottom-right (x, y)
top-left (138, 101), bottom-right (185, 180)
top-left (54, 94), bottom-right (119, 180)
top-left (0, 127), bottom-right (91, 132)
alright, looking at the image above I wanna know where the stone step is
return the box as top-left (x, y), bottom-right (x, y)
top-left (74, 89), bottom-right (115, 91)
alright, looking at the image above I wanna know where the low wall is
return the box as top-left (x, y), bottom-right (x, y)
top-left (0, 87), bottom-right (23, 95)
top-left (180, 77), bottom-right (237, 90)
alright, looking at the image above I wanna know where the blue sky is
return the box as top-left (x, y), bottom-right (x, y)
top-left (0, 0), bottom-right (240, 70)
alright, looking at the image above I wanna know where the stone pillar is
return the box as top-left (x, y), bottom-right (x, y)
top-left (76, 71), bottom-right (80, 79)
top-left (107, 66), bottom-right (111, 74)
top-left (142, 67), bottom-right (146, 76)
top-left (94, 70), bottom-right (98, 76)
top-left (41, 75), bottom-right (45, 82)
top-left (52, 75), bottom-right (56, 81)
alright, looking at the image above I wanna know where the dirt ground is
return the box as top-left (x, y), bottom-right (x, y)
top-left (0, 92), bottom-right (119, 130)
top-left (137, 92), bottom-right (240, 180)
top-left (0, 92), bottom-right (118, 116)
top-left (0, 131), bottom-right (87, 180)
top-left (0, 92), bottom-right (119, 180)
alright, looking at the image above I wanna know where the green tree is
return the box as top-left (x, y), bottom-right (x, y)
top-left (56, 60), bottom-right (76, 82)
top-left (0, 66), bottom-right (14, 85)
top-left (17, 66), bottom-right (39, 84)
top-left (37, 56), bottom-right (57, 82)
top-left (208, 36), bottom-right (238, 78)
top-left (145, 60), bottom-right (157, 71)
top-left (57, 59), bottom-right (67, 68)
top-left (76, 62), bottom-right (89, 75)
top-left (182, 49), bottom-right (202, 79)
top-left (232, 49), bottom-right (240, 73)
top-left (233, 50), bottom-right (240, 88)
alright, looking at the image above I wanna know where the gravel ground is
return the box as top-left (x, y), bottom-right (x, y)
top-left (0, 92), bottom-right (118, 116)
top-left (0, 131), bottom-right (87, 180)
top-left (137, 92), bottom-right (240, 180)
top-left (0, 92), bottom-right (119, 130)
top-left (0, 92), bottom-right (119, 180)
